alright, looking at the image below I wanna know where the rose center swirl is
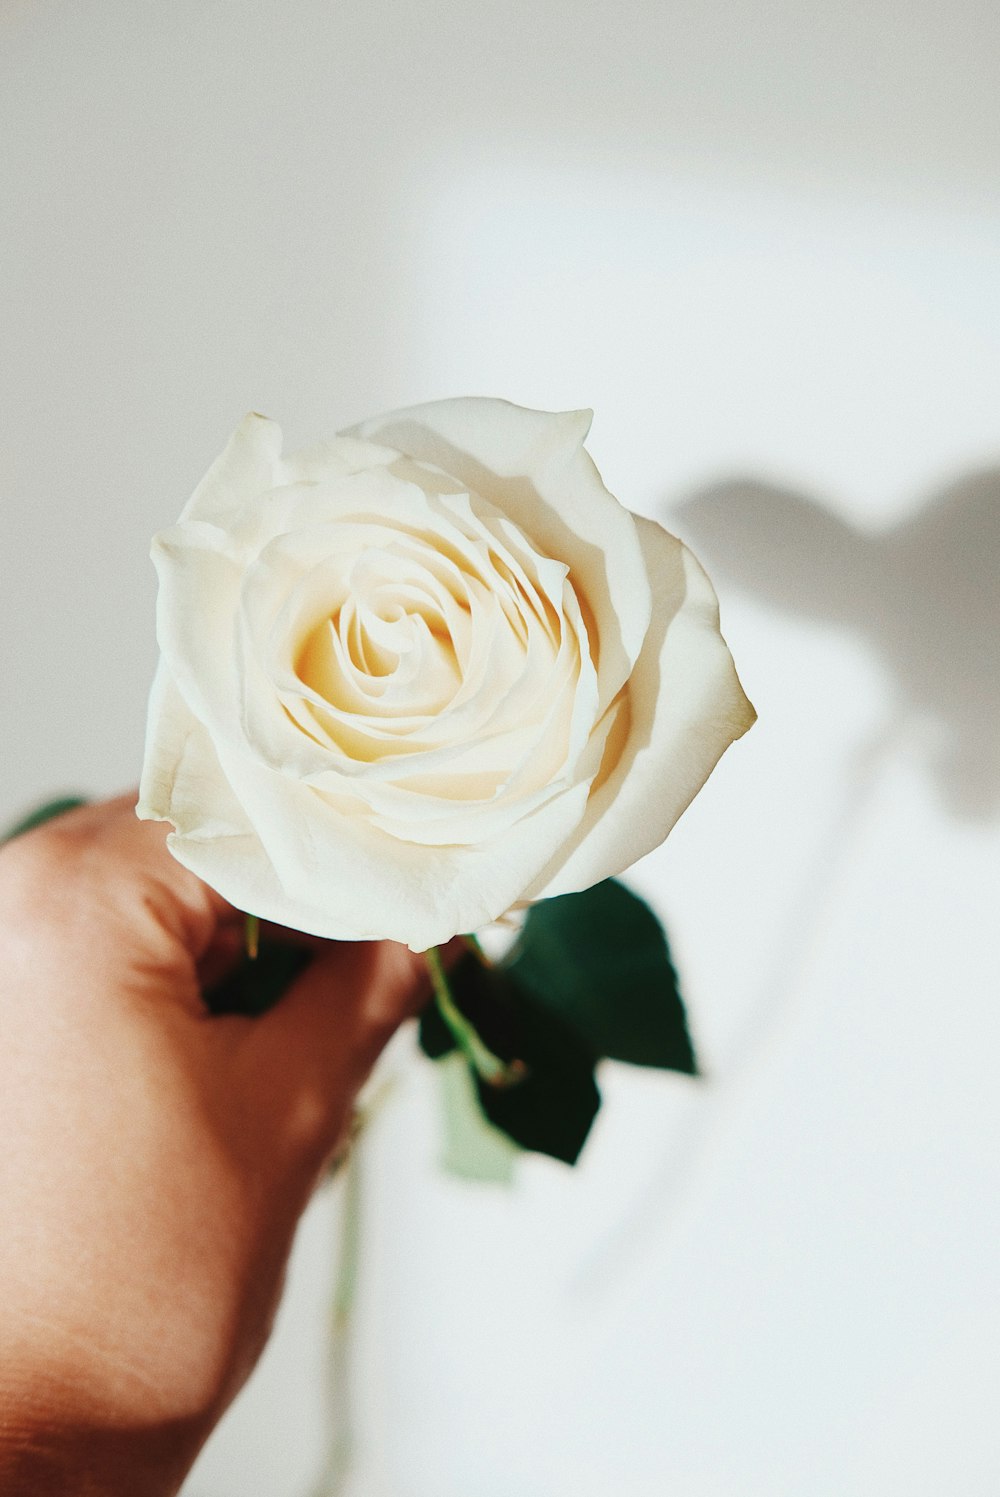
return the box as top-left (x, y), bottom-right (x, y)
top-left (285, 530), bottom-right (572, 766)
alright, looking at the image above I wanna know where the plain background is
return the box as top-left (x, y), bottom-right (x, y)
top-left (2, 4), bottom-right (999, 1494)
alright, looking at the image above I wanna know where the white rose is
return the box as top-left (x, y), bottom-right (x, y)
top-left (138, 398), bottom-right (754, 952)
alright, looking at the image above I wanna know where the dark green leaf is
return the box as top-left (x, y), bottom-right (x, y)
top-left (420, 953), bottom-right (600, 1165)
top-left (472, 997), bottom-right (600, 1166)
top-left (418, 950), bottom-right (523, 1062)
top-left (505, 879), bottom-right (697, 1074)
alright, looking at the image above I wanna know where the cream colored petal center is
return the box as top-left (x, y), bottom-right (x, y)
top-left (239, 494), bottom-right (601, 814)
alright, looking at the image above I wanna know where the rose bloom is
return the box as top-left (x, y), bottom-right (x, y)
top-left (138, 399), bottom-right (754, 951)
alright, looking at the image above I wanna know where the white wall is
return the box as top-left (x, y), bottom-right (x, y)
top-left (3, 5), bottom-right (998, 1494)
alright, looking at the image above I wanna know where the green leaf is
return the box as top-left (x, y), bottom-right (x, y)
top-left (505, 879), bottom-right (697, 1074)
top-left (420, 953), bottom-right (601, 1165)
top-left (3, 796), bottom-right (88, 842)
top-left (437, 1053), bottom-right (521, 1185)
top-left (471, 983), bottom-right (600, 1166)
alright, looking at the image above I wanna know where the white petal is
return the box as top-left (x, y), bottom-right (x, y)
top-left (180, 413), bottom-right (284, 525)
top-left (137, 663), bottom-right (362, 932)
top-left (348, 397), bottom-right (594, 483)
top-left (151, 521), bottom-right (245, 747)
top-left (345, 398), bottom-right (652, 713)
top-left (525, 517), bottom-right (756, 899)
top-left (281, 434), bottom-right (401, 485)
top-left (211, 738), bottom-right (594, 949)
top-left (137, 661), bottom-right (257, 845)
top-left (139, 663), bottom-right (598, 946)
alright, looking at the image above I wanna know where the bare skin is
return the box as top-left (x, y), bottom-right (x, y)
top-left (0, 795), bottom-right (436, 1495)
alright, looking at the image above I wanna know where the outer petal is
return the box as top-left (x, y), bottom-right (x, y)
top-left (210, 739), bottom-right (594, 950)
top-left (523, 517), bottom-right (756, 899)
top-left (137, 663), bottom-right (348, 928)
top-left (180, 413), bottom-right (284, 525)
top-left (345, 398), bottom-right (652, 715)
top-left (151, 521), bottom-right (245, 746)
top-left (138, 659), bottom-right (258, 849)
top-left (281, 434), bottom-right (402, 485)
top-left (139, 663), bottom-right (597, 948)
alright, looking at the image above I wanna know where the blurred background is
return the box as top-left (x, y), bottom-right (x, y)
top-left (2, 3), bottom-right (998, 1493)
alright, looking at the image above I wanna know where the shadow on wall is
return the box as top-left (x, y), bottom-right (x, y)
top-left (566, 467), bottom-right (1000, 1292)
top-left (672, 467), bottom-right (1000, 820)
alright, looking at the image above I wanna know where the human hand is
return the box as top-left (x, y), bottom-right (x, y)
top-left (0, 795), bottom-right (434, 1495)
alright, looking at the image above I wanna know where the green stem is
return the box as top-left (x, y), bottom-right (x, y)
top-left (425, 946), bottom-right (522, 1089)
top-left (244, 913), bottom-right (260, 961)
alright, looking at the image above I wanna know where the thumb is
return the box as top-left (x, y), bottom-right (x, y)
top-left (263, 939), bottom-right (432, 1086)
